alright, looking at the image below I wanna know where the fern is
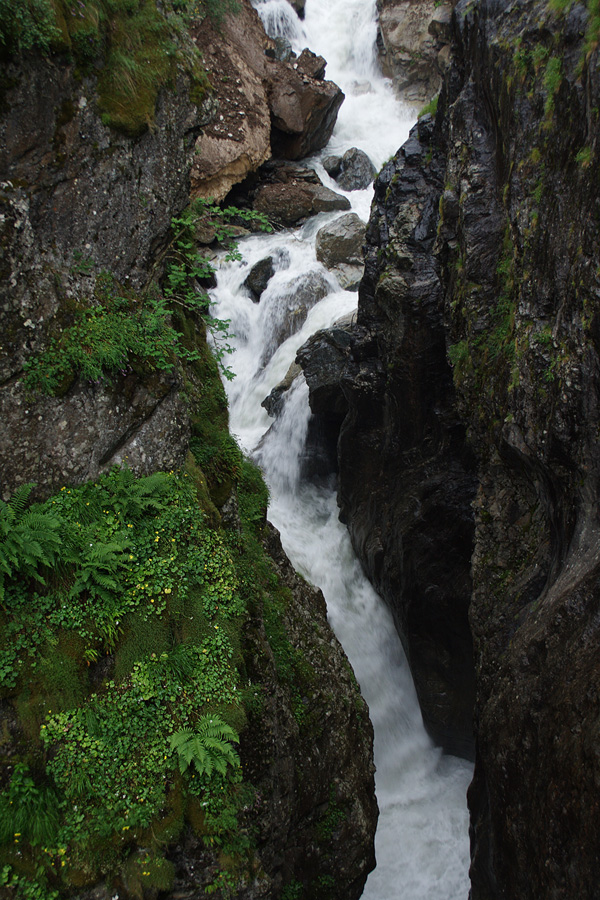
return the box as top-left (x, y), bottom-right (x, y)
top-left (0, 484), bottom-right (61, 605)
top-left (169, 715), bottom-right (240, 777)
top-left (68, 538), bottom-right (130, 604)
top-left (102, 465), bottom-right (170, 524)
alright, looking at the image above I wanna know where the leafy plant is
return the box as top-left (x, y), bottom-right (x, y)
top-left (98, 465), bottom-right (170, 525)
top-left (0, 484), bottom-right (61, 605)
top-left (0, 0), bottom-right (59, 55)
top-left (165, 199), bottom-right (271, 381)
top-left (543, 56), bottom-right (562, 116)
top-left (169, 715), bottom-right (240, 776)
top-left (0, 763), bottom-right (61, 846)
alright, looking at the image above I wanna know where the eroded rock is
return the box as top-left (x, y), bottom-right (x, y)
top-left (244, 256), bottom-right (276, 301)
top-left (262, 361), bottom-right (302, 417)
top-left (260, 270), bottom-right (332, 365)
top-left (268, 61), bottom-right (345, 160)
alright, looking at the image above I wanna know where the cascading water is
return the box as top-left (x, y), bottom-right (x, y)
top-left (211, 1), bottom-right (473, 897)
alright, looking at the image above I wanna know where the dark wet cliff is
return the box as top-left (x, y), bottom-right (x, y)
top-left (300, 0), bottom-right (600, 894)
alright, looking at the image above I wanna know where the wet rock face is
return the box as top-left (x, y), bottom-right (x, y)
top-left (338, 0), bottom-right (600, 892)
top-left (322, 117), bottom-right (478, 759)
top-left (437, 0), bottom-right (600, 892)
top-left (242, 526), bottom-right (378, 900)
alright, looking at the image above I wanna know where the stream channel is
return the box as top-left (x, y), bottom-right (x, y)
top-left (211, 1), bottom-right (473, 897)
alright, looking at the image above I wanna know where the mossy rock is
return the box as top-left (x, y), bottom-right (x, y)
top-left (184, 451), bottom-right (220, 526)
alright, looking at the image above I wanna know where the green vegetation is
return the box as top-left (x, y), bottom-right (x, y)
top-left (576, 145), bottom-right (593, 167)
top-left (448, 225), bottom-right (517, 413)
top-left (0, 463), bottom-right (255, 892)
top-left (0, 446), bottom-right (297, 896)
top-left (543, 56), bottom-right (562, 116)
top-left (418, 93), bottom-right (439, 119)
top-left (22, 200), bottom-right (269, 396)
top-left (0, 0), bottom-right (241, 135)
top-left (584, 0), bottom-right (600, 58)
top-left (0, 182), bottom-right (318, 895)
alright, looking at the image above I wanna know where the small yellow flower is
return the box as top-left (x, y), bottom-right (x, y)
top-left (164, 588), bottom-right (172, 594)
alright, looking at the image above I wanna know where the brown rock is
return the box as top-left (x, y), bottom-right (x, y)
top-left (254, 182), bottom-right (350, 226)
top-left (296, 48), bottom-right (327, 80)
top-left (190, 1), bottom-right (273, 201)
top-left (267, 59), bottom-right (345, 160)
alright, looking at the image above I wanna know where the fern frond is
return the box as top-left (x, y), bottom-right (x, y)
top-left (7, 483), bottom-right (35, 518)
top-left (169, 716), bottom-right (240, 778)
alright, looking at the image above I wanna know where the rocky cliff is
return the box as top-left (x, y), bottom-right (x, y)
top-left (0, 3), bottom-right (377, 898)
top-left (298, 0), bottom-right (600, 894)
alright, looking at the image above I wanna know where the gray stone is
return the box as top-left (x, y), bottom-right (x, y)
top-left (323, 155), bottom-right (342, 178)
top-left (261, 270), bottom-right (332, 365)
top-left (316, 212), bottom-right (367, 269)
top-left (262, 362), bottom-right (302, 417)
top-left (335, 147), bottom-right (377, 191)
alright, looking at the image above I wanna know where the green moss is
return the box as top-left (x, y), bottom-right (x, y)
top-left (576, 145), bottom-right (593, 168)
top-left (418, 93), bottom-right (438, 119)
top-left (0, 0), bottom-right (216, 138)
top-left (96, 3), bottom-right (175, 138)
top-left (543, 56), bottom-right (562, 116)
top-left (114, 609), bottom-right (170, 681)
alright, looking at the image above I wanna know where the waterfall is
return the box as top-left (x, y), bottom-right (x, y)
top-left (211, 1), bottom-right (473, 897)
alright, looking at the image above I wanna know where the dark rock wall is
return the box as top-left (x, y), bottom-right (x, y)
top-left (336, 116), bottom-right (478, 761)
top-left (336, 0), bottom-right (600, 894)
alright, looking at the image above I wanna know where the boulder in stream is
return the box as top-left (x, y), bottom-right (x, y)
top-left (262, 361), bottom-right (303, 417)
top-left (267, 58), bottom-right (345, 160)
top-left (254, 181), bottom-right (350, 226)
top-left (260, 270), bottom-right (332, 366)
top-left (316, 212), bottom-right (367, 290)
top-left (335, 147), bottom-right (378, 191)
top-left (244, 256), bottom-right (275, 302)
top-left (243, 248), bottom-right (291, 302)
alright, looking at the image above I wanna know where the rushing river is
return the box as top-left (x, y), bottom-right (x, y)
top-left (211, 1), bottom-right (473, 897)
